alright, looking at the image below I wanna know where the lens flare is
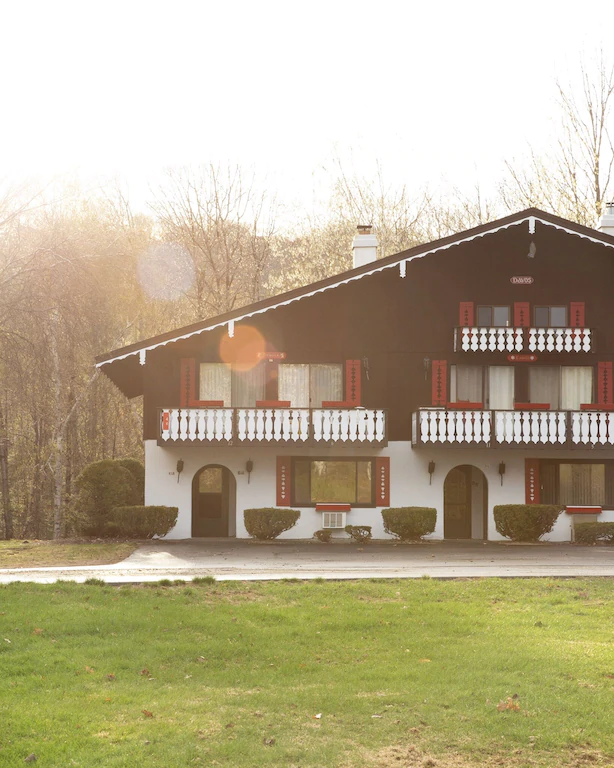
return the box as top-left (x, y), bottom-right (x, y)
top-left (219, 325), bottom-right (266, 371)
top-left (137, 242), bottom-right (195, 300)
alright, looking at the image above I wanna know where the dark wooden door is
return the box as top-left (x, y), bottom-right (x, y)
top-left (444, 466), bottom-right (472, 539)
top-left (192, 467), bottom-right (229, 537)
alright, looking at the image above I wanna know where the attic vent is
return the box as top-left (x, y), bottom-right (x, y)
top-left (322, 512), bottom-right (346, 529)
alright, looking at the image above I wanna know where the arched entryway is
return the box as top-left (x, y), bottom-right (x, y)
top-left (443, 465), bottom-right (488, 540)
top-left (192, 465), bottom-right (236, 537)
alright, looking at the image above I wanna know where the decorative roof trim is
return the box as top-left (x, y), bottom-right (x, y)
top-left (96, 214), bottom-right (614, 368)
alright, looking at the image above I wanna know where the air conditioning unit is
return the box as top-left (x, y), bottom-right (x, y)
top-left (322, 511), bottom-right (346, 529)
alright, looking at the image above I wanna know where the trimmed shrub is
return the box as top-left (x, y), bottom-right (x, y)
top-left (244, 508), bottom-right (300, 540)
top-left (574, 522), bottom-right (614, 545)
top-left (109, 506), bottom-right (178, 538)
top-left (382, 507), bottom-right (437, 541)
top-left (494, 504), bottom-right (562, 542)
top-left (73, 460), bottom-right (140, 537)
top-left (314, 529), bottom-right (332, 542)
top-left (344, 525), bottom-right (372, 543)
top-left (115, 459), bottom-right (145, 503)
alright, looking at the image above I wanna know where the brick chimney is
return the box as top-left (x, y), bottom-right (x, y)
top-left (352, 225), bottom-right (378, 268)
top-left (597, 202), bottom-right (614, 237)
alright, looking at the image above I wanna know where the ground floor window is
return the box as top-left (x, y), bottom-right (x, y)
top-left (292, 458), bottom-right (374, 506)
top-left (539, 460), bottom-right (614, 506)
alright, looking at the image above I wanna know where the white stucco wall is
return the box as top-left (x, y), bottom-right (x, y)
top-left (144, 439), bottom-right (614, 541)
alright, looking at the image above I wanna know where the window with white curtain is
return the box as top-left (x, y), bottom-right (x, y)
top-left (450, 365), bottom-right (483, 403)
top-left (199, 362), bottom-right (265, 406)
top-left (199, 363), bottom-right (232, 405)
top-left (487, 366), bottom-right (514, 410)
top-left (561, 366), bottom-right (593, 410)
top-left (529, 367), bottom-right (561, 408)
top-left (278, 363), bottom-right (343, 407)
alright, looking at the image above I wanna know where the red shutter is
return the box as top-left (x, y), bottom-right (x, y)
top-left (570, 302), bottom-right (585, 328)
top-left (180, 358), bottom-right (196, 407)
top-left (345, 359), bottom-right (362, 406)
top-left (598, 362), bottom-right (613, 406)
top-left (514, 302), bottom-right (530, 328)
top-left (525, 459), bottom-right (540, 504)
top-left (459, 302), bottom-right (474, 327)
top-left (431, 360), bottom-right (447, 406)
top-left (375, 457), bottom-right (390, 507)
top-left (276, 456), bottom-right (292, 506)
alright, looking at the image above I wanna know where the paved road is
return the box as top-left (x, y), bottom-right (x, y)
top-left (2, 539), bottom-right (614, 583)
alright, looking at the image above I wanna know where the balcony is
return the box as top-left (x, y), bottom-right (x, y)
top-left (159, 407), bottom-right (387, 446)
top-left (413, 408), bottom-right (614, 448)
top-left (454, 327), bottom-right (592, 353)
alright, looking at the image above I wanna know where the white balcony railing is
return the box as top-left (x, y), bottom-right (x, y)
top-left (414, 408), bottom-right (614, 448)
top-left (456, 327), bottom-right (591, 353)
top-left (160, 407), bottom-right (387, 445)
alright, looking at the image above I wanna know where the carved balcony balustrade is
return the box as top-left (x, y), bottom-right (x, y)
top-left (159, 407), bottom-right (387, 447)
top-left (454, 327), bottom-right (592, 354)
top-left (413, 408), bottom-right (614, 448)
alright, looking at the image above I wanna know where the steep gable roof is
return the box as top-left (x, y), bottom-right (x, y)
top-left (96, 207), bottom-right (614, 395)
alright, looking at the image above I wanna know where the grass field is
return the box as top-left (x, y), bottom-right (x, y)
top-left (2, 578), bottom-right (614, 767)
top-left (0, 540), bottom-right (137, 568)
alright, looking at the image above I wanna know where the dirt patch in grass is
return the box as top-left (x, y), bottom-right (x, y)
top-left (363, 745), bottom-right (612, 768)
top-left (0, 539), bottom-right (137, 568)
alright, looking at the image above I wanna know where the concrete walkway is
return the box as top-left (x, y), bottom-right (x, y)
top-left (2, 539), bottom-right (614, 584)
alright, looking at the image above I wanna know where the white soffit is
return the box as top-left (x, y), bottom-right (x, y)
top-left (97, 215), bottom-right (614, 368)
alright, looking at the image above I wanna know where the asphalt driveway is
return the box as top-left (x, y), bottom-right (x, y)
top-left (2, 539), bottom-right (614, 583)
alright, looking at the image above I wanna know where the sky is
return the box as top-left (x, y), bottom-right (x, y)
top-left (0, 0), bottom-right (608, 215)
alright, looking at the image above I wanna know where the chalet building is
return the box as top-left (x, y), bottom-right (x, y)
top-left (96, 206), bottom-right (614, 541)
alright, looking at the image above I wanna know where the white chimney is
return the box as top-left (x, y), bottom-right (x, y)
top-left (597, 202), bottom-right (614, 236)
top-left (352, 224), bottom-right (378, 268)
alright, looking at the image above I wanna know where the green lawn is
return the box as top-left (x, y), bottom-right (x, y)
top-left (1, 578), bottom-right (614, 767)
top-left (0, 540), bottom-right (137, 568)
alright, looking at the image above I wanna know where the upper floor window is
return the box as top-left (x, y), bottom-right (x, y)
top-left (534, 306), bottom-right (567, 327)
top-left (450, 365), bottom-right (514, 409)
top-left (199, 363), bottom-right (265, 407)
top-left (477, 305), bottom-right (510, 327)
top-left (278, 363), bottom-right (343, 407)
top-left (528, 366), bottom-right (593, 410)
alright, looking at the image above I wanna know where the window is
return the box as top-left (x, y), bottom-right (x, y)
top-left (292, 458), bottom-right (374, 506)
top-left (534, 306), bottom-right (567, 327)
top-left (199, 363), bottom-right (265, 406)
top-left (528, 366), bottom-right (593, 409)
top-left (477, 305), bottom-right (510, 327)
top-left (449, 365), bottom-right (515, 409)
top-left (278, 363), bottom-right (343, 407)
top-left (540, 461), bottom-right (614, 506)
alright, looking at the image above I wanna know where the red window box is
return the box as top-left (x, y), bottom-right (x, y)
top-left (580, 404), bottom-right (614, 411)
top-left (514, 403), bottom-right (551, 410)
top-left (565, 506), bottom-right (602, 515)
top-left (446, 402), bottom-right (484, 410)
top-left (315, 503), bottom-right (352, 512)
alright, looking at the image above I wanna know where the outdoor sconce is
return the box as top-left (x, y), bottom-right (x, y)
top-left (176, 459), bottom-right (184, 484)
top-left (246, 459), bottom-right (254, 484)
top-left (428, 461), bottom-right (436, 485)
top-left (498, 462), bottom-right (506, 486)
top-left (423, 357), bottom-right (431, 381)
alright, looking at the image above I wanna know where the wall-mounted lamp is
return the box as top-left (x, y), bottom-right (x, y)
top-left (176, 459), bottom-right (184, 484)
top-left (246, 459), bottom-right (254, 484)
top-left (428, 460), bottom-right (436, 485)
top-left (362, 356), bottom-right (370, 381)
top-left (498, 462), bottom-right (506, 486)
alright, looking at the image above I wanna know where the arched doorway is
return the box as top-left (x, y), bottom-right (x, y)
top-left (192, 465), bottom-right (236, 537)
top-left (443, 465), bottom-right (488, 540)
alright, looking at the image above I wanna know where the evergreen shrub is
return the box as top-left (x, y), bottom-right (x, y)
top-left (381, 507), bottom-right (437, 541)
top-left (574, 521), bottom-right (614, 545)
top-left (109, 506), bottom-right (178, 538)
top-left (493, 504), bottom-right (562, 542)
top-left (243, 508), bottom-right (300, 540)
